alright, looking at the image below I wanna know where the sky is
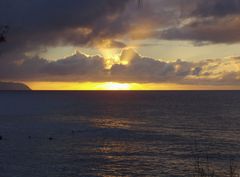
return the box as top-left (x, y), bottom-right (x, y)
top-left (1, 0), bottom-right (240, 90)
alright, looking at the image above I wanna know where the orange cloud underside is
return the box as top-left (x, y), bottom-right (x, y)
top-left (25, 82), bottom-right (240, 90)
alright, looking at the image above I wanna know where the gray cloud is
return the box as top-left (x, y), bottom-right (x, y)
top-left (2, 0), bottom-right (240, 55)
top-left (0, 0), bottom-right (131, 58)
top-left (0, 52), bottom-right (106, 81)
top-left (1, 0), bottom-right (240, 85)
top-left (158, 0), bottom-right (240, 44)
top-left (1, 49), bottom-right (240, 85)
top-left (161, 15), bottom-right (240, 44)
top-left (193, 0), bottom-right (240, 17)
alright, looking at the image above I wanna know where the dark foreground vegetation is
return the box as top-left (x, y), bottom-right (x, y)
top-left (192, 142), bottom-right (239, 177)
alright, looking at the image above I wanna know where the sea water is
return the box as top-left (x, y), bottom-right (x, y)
top-left (0, 91), bottom-right (240, 177)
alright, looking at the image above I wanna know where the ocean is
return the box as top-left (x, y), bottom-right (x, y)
top-left (0, 91), bottom-right (240, 177)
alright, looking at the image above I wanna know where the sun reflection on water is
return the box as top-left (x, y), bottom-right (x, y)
top-left (90, 118), bottom-right (132, 129)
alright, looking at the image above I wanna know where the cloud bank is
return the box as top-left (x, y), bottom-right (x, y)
top-left (1, 49), bottom-right (240, 86)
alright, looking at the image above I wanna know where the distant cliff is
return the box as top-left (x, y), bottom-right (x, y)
top-left (0, 82), bottom-right (31, 90)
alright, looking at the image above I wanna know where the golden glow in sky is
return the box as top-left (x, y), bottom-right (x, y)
top-left (100, 49), bottom-right (121, 69)
top-left (25, 82), bottom-right (240, 90)
top-left (26, 82), bottom-right (142, 90)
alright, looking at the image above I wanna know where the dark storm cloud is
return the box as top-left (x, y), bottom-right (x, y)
top-left (159, 0), bottom-right (240, 44)
top-left (160, 16), bottom-right (240, 44)
top-left (2, 0), bottom-right (240, 51)
top-left (2, 0), bottom-right (240, 55)
top-left (0, 0), bottom-right (130, 56)
top-left (193, 0), bottom-right (240, 17)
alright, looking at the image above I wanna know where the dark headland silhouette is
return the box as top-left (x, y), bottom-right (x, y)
top-left (0, 81), bottom-right (31, 90)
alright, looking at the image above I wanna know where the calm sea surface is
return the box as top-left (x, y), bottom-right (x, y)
top-left (0, 91), bottom-right (240, 177)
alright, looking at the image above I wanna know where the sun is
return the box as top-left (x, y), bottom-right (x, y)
top-left (97, 82), bottom-right (131, 90)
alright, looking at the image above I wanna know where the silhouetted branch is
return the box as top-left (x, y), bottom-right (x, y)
top-left (0, 25), bottom-right (9, 43)
top-left (138, 0), bottom-right (143, 8)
